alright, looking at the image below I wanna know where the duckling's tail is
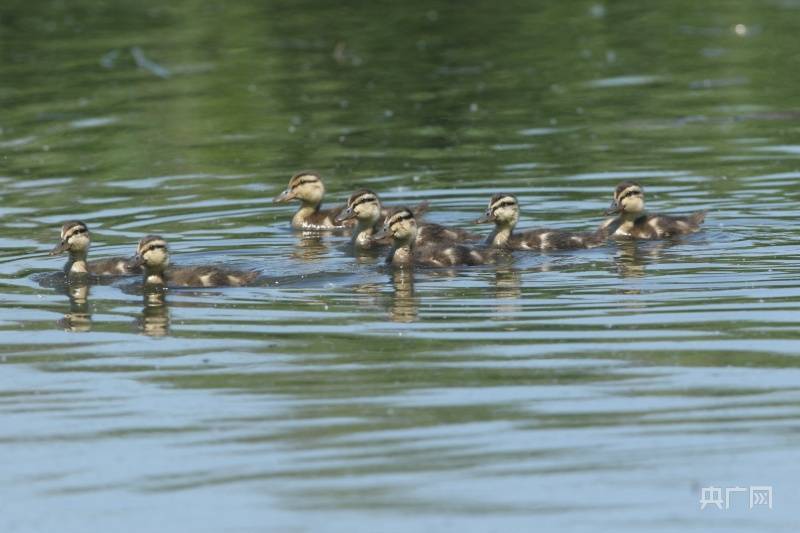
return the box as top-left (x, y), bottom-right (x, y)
top-left (688, 210), bottom-right (707, 226)
top-left (412, 200), bottom-right (430, 219)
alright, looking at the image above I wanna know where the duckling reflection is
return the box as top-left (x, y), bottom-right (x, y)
top-left (388, 269), bottom-right (418, 323)
top-left (613, 238), bottom-right (675, 281)
top-left (614, 240), bottom-right (646, 279)
top-left (494, 267), bottom-right (522, 305)
top-left (137, 288), bottom-right (170, 337)
top-left (57, 280), bottom-right (92, 332)
top-left (292, 233), bottom-right (330, 262)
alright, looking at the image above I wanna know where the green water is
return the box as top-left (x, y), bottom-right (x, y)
top-left (2, 1), bottom-right (800, 531)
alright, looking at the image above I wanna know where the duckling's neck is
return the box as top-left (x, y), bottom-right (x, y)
top-left (352, 218), bottom-right (377, 247)
top-left (613, 211), bottom-right (645, 235)
top-left (143, 267), bottom-right (166, 286)
top-left (292, 201), bottom-right (321, 227)
top-left (66, 251), bottom-right (89, 274)
top-left (389, 238), bottom-right (414, 265)
top-left (487, 222), bottom-right (515, 247)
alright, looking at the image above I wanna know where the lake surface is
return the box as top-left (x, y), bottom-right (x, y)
top-left (2, 1), bottom-right (800, 531)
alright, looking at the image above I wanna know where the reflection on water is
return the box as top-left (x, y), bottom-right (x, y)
top-left (139, 289), bottom-right (170, 337)
top-left (614, 239), bottom-right (648, 279)
top-left (388, 268), bottom-right (417, 323)
top-left (292, 233), bottom-right (330, 262)
top-left (493, 267), bottom-right (522, 315)
top-left (57, 279), bottom-right (92, 332)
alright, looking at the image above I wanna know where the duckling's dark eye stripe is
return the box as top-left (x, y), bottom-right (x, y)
top-left (390, 213), bottom-right (414, 226)
top-left (145, 244), bottom-right (166, 253)
top-left (492, 200), bottom-right (516, 211)
top-left (351, 196), bottom-right (377, 208)
top-left (293, 178), bottom-right (319, 187)
top-left (65, 227), bottom-right (87, 239)
top-left (620, 189), bottom-right (642, 200)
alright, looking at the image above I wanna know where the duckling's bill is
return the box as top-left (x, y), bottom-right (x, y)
top-left (604, 200), bottom-right (621, 216)
top-left (49, 240), bottom-right (70, 255)
top-left (272, 188), bottom-right (296, 203)
top-left (334, 207), bottom-right (356, 223)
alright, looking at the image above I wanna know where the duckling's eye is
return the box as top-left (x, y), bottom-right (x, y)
top-left (68, 228), bottom-right (87, 238)
top-left (295, 178), bottom-right (319, 187)
top-left (145, 245), bottom-right (166, 253)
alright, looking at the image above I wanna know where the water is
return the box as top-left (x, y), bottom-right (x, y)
top-left (2, 1), bottom-right (800, 531)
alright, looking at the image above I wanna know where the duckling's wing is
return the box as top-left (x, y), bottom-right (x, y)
top-left (225, 270), bottom-right (260, 286)
top-left (418, 223), bottom-right (480, 244)
top-left (546, 230), bottom-right (608, 250)
top-left (510, 229), bottom-right (550, 250)
top-left (88, 256), bottom-right (138, 276)
top-left (647, 212), bottom-right (706, 236)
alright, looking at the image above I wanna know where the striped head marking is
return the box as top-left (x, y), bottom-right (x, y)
top-left (606, 181), bottom-right (644, 216)
top-left (273, 171), bottom-right (324, 205)
top-left (131, 235), bottom-right (169, 270)
top-left (376, 207), bottom-right (417, 242)
top-left (336, 188), bottom-right (381, 224)
top-left (476, 194), bottom-right (519, 227)
top-left (50, 220), bottom-right (90, 255)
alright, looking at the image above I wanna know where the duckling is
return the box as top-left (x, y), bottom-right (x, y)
top-left (334, 188), bottom-right (477, 249)
top-left (128, 235), bottom-right (259, 288)
top-left (272, 171), bottom-right (352, 230)
top-left (375, 207), bottom-right (495, 267)
top-left (600, 181), bottom-right (706, 239)
top-left (49, 220), bottom-right (141, 276)
top-left (475, 194), bottom-right (607, 251)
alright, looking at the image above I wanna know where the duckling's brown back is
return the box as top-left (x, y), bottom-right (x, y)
top-left (88, 256), bottom-right (140, 276)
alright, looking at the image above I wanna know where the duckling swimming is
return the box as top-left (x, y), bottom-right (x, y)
top-left (600, 181), bottom-right (706, 239)
top-left (376, 207), bottom-right (495, 267)
top-left (334, 189), bottom-right (476, 249)
top-left (128, 235), bottom-right (258, 288)
top-left (272, 171), bottom-right (352, 230)
top-left (49, 220), bottom-right (140, 276)
top-left (476, 194), bottom-right (607, 250)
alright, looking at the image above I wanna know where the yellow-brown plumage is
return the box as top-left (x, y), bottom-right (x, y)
top-left (336, 188), bottom-right (477, 249)
top-left (128, 235), bottom-right (259, 288)
top-left (377, 207), bottom-right (495, 267)
top-left (476, 194), bottom-right (607, 251)
top-left (49, 220), bottom-right (140, 276)
top-left (600, 181), bottom-right (706, 239)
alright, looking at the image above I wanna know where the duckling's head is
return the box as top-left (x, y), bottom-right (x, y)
top-left (475, 194), bottom-right (519, 228)
top-left (335, 189), bottom-right (382, 225)
top-left (129, 235), bottom-right (169, 272)
top-left (273, 171), bottom-right (325, 207)
top-left (374, 207), bottom-right (417, 244)
top-left (606, 181), bottom-right (644, 216)
top-left (50, 220), bottom-right (90, 255)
